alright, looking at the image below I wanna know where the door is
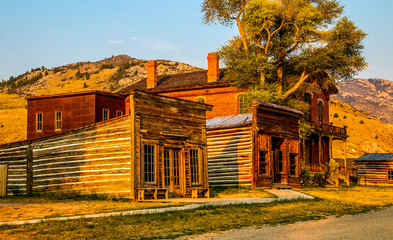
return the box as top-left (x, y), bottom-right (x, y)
top-left (0, 164), bottom-right (7, 197)
top-left (273, 149), bottom-right (283, 183)
top-left (163, 148), bottom-right (182, 196)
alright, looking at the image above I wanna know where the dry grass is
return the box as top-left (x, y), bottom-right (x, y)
top-left (0, 93), bottom-right (26, 145)
top-left (0, 195), bottom-right (180, 222)
top-left (1, 186), bottom-right (392, 239)
top-left (210, 187), bottom-right (276, 199)
top-left (301, 186), bottom-right (393, 206)
top-left (330, 100), bottom-right (393, 158)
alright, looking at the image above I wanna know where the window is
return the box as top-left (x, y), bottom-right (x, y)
top-left (259, 151), bottom-right (267, 174)
top-left (143, 144), bottom-right (155, 183)
top-left (318, 101), bottom-right (323, 122)
top-left (103, 109), bottom-right (109, 121)
top-left (55, 111), bottom-right (62, 130)
top-left (116, 111), bottom-right (123, 117)
top-left (190, 149), bottom-right (200, 184)
top-left (388, 171), bottom-right (393, 181)
top-left (290, 153), bottom-right (297, 176)
top-left (238, 95), bottom-right (252, 114)
top-left (277, 150), bottom-right (283, 173)
top-left (194, 97), bottom-right (205, 104)
top-left (173, 150), bottom-right (180, 185)
top-left (164, 150), bottom-right (170, 186)
top-left (303, 93), bottom-right (311, 121)
top-left (36, 113), bottom-right (43, 131)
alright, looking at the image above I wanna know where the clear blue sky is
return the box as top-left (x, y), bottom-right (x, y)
top-left (0, 0), bottom-right (392, 81)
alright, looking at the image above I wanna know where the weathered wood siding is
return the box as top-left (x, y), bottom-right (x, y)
top-left (0, 141), bottom-right (29, 195)
top-left (357, 161), bottom-right (393, 185)
top-left (131, 91), bottom-right (211, 197)
top-left (207, 126), bottom-right (253, 187)
top-left (256, 108), bottom-right (300, 139)
top-left (31, 116), bottom-right (132, 196)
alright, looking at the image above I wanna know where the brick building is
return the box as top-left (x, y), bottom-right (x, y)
top-left (27, 91), bottom-right (125, 140)
top-left (119, 52), bottom-right (348, 171)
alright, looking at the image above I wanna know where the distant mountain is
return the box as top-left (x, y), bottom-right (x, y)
top-left (333, 78), bottom-right (393, 124)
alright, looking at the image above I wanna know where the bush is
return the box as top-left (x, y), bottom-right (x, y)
top-left (83, 82), bottom-right (88, 88)
top-left (343, 115), bottom-right (347, 119)
top-left (359, 120), bottom-right (364, 124)
top-left (300, 168), bottom-right (311, 186)
top-left (312, 172), bottom-right (325, 186)
top-left (333, 113), bottom-right (339, 118)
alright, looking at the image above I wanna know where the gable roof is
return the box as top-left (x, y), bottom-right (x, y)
top-left (355, 153), bottom-right (393, 162)
top-left (117, 69), bottom-right (228, 94)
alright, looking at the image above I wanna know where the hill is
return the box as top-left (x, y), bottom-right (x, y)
top-left (0, 55), bottom-right (201, 144)
top-left (333, 78), bottom-right (393, 124)
top-left (330, 100), bottom-right (393, 158)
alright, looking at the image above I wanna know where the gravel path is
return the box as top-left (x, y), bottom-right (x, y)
top-left (182, 206), bottom-right (393, 240)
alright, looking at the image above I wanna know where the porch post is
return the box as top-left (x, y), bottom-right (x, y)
top-left (344, 140), bottom-right (347, 170)
top-left (329, 137), bottom-right (333, 162)
top-left (318, 135), bottom-right (322, 165)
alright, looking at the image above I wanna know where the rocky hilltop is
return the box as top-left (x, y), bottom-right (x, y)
top-left (333, 78), bottom-right (393, 124)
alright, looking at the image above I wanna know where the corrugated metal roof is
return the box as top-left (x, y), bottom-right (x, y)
top-left (356, 153), bottom-right (393, 161)
top-left (206, 114), bottom-right (253, 129)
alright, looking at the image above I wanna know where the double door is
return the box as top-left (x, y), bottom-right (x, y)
top-left (163, 148), bottom-right (182, 196)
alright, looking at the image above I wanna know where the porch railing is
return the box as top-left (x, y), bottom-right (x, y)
top-left (305, 163), bottom-right (326, 172)
top-left (308, 121), bottom-right (347, 136)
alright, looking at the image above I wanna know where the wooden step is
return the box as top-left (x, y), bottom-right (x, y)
top-left (272, 184), bottom-right (292, 190)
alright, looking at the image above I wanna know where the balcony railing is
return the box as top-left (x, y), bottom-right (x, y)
top-left (308, 121), bottom-right (347, 136)
top-left (306, 163), bottom-right (326, 173)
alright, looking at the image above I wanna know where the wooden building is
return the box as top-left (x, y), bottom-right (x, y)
top-left (119, 52), bottom-right (348, 171)
top-left (0, 90), bottom-right (212, 200)
top-left (206, 101), bottom-right (303, 188)
top-left (27, 91), bottom-right (125, 140)
top-left (356, 153), bottom-right (393, 186)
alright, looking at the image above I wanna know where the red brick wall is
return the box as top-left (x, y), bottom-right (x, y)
top-left (27, 94), bottom-right (96, 140)
top-left (27, 93), bottom-right (125, 140)
top-left (95, 95), bottom-right (125, 122)
top-left (310, 89), bottom-right (330, 124)
top-left (157, 86), bottom-right (244, 119)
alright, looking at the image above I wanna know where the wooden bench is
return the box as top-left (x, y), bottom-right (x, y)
top-left (137, 188), bottom-right (169, 201)
top-left (191, 188), bottom-right (209, 198)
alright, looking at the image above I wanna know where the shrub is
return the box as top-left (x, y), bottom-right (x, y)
top-left (300, 168), bottom-right (311, 186)
top-left (83, 82), bottom-right (88, 88)
top-left (312, 172), bottom-right (325, 186)
top-left (359, 120), bottom-right (364, 124)
top-left (343, 115), bottom-right (347, 119)
top-left (333, 113), bottom-right (339, 118)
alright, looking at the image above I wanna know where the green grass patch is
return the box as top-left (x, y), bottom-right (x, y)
top-left (209, 186), bottom-right (276, 198)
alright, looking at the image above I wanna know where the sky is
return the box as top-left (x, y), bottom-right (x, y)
top-left (0, 0), bottom-right (392, 81)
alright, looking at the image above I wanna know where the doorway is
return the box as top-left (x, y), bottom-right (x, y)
top-left (163, 148), bottom-right (182, 196)
top-left (272, 138), bottom-right (285, 184)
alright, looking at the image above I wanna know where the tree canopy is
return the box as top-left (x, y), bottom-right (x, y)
top-left (202, 0), bottom-right (367, 107)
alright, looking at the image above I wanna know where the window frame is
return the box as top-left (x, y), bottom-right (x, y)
top-left (238, 94), bottom-right (251, 114)
top-left (55, 111), bottom-right (62, 130)
top-left (36, 113), bottom-right (43, 132)
top-left (143, 144), bottom-right (156, 185)
top-left (190, 148), bottom-right (201, 185)
top-left (303, 93), bottom-right (312, 121)
top-left (318, 100), bottom-right (323, 122)
top-left (388, 170), bottom-right (393, 181)
top-left (289, 153), bottom-right (297, 176)
top-left (258, 150), bottom-right (267, 175)
top-left (116, 110), bottom-right (123, 117)
top-left (103, 108), bottom-right (110, 121)
top-left (194, 97), bottom-right (206, 104)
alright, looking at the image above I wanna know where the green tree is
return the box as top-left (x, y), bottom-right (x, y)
top-left (202, 0), bottom-right (367, 106)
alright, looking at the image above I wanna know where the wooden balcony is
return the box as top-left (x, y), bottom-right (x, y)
top-left (307, 121), bottom-right (348, 139)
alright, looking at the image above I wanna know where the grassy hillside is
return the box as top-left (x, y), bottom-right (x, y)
top-left (0, 55), bottom-right (201, 145)
top-left (330, 100), bottom-right (393, 158)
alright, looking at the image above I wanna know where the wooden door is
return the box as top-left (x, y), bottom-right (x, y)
top-left (273, 149), bottom-right (283, 183)
top-left (163, 148), bottom-right (182, 196)
top-left (0, 164), bottom-right (7, 197)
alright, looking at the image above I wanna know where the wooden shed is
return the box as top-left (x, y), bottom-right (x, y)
top-left (0, 90), bottom-right (212, 200)
top-left (356, 153), bottom-right (393, 186)
top-left (206, 101), bottom-right (303, 188)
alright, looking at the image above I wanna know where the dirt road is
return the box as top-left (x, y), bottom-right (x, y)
top-left (184, 206), bottom-right (393, 240)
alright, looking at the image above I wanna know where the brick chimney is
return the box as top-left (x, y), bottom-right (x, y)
top-left (207, 52), bottom-right (219, 83)
top-left (146, 60), bottom-right (157, 89)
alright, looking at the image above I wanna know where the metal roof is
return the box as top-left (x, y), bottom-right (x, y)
top-left (355, 153), bottom-right (393, 161)
top-left (206, 114), bottom-right (253, 130)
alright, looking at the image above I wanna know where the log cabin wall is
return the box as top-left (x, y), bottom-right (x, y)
top-left (0, 141), bottom-right (31, 196)
top-left (130, 90), bottom-right (212, 199)
top-left (357, 161), bottom-right (393, 185)
top-left (206, 126), bottom-right (253, 187)
top-left (31, 116), bottom-right (132, 196)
